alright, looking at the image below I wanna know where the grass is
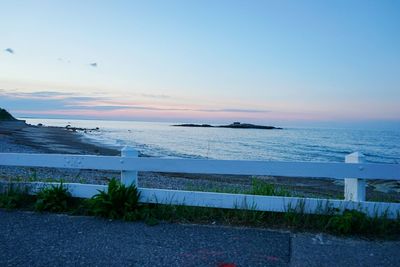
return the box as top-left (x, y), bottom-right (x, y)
top-left (138, 203), bottom-right (400, 238)
top-left (0, 183), bottom-right (35, 210)
top-left (186, 178), bottom-right (292, 197)
top-left (247, 178), bottom-right (291, 196)
top-left (369, 195), bottom-right (400, 203)
top-left (0, 179), bottom-right (399, 239)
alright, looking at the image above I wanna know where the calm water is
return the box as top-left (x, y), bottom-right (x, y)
top-left (24, 118), bottom-right (400, 164)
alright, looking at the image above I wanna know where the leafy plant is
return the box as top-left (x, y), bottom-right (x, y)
top-left (90, 178), bottom-right (141, 220)
top-left (35, 182), bottom-right (72, 212)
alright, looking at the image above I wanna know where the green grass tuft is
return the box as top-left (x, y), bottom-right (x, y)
top-left (247, 178), bottom-right (291, 196)
top-left (186, 178), bottom-right (292, 197)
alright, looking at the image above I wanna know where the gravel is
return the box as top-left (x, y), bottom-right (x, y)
top-left (0, 211), bottom-right (290, 267)
top-left (1, 211), bottom-right (399, 267)
top-left (290, 233), bottom-right (400, 267)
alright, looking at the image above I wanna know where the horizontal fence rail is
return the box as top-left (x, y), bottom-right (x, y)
top-left (1, 148), bottom-right (400, 218)
top-left (1, 153), bottom-right (399, 179)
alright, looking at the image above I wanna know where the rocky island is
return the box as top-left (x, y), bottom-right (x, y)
top-left (173, 122), bottom-right (282, 130)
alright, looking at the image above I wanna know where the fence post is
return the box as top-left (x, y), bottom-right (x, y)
top-left (121, 146), bottom-right (138, 187)
top-left (344, 152), bottom-right (366, 201)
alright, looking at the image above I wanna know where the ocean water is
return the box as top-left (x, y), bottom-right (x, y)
top-left (24, 118), bottom-right (400, 164)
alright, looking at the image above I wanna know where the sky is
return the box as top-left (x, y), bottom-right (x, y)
top-left (0, 0), bottom-right (399, 128)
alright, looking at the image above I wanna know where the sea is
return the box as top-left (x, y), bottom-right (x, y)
top-left (24, 118), bottom-right (400, 164)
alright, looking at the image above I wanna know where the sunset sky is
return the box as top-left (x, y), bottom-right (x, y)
top-left (1, 0), bottom-right (399, 128)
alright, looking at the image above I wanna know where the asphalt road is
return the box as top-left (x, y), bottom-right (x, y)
top-left (1, 211), bottom-right (399, 267)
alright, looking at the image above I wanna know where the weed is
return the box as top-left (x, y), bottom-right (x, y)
top-left (29, 169), bottom-right (38, 181)
top-left (35, 182), bottom-right (72, 212)
top-left (1, 179), bottom-right (399, 239)
top-left (247, 178), bottom-right (291, 197)
top-left (89, 178), bottom-right (141, 220)
top-left (369, 195), bottom-right (400, 203)
top-left (0, 184), bottom-right (34, 209)
top-left (186, 178), bottom-right (292, 197)
top-left (323, 209), bottom-right (400, 237)
top-left (140, 207), bottom-right (160, 225)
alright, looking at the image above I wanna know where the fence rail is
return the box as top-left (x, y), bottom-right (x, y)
top-left (1, 147), bottom-right (400, 218)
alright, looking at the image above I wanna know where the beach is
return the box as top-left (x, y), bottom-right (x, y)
top-left (0, 121), bottom-right (256, 190)
top-left (0, 121), bottom-right (399, 201)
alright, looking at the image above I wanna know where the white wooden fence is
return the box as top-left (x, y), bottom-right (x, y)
top-left (1, 146), bottom-right (400, 218)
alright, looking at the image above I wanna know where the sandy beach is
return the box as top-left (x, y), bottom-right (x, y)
top-left (0, 120), bottom-right (399, 201)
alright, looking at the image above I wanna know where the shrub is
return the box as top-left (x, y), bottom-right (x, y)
top-left (90, 178), bottom-right (141, 220)
top-left (35, 182), bottom-right (72, 212)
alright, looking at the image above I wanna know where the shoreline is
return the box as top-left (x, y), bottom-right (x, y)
top-left (0, 121), bottom-right (399, 201)
top-left (0, 121), bottom-right (119, 156)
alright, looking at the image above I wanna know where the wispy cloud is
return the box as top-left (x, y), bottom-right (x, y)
top-left (199, 108), bottom-right (270, 113)
top-left (140, 93), bottom-right (170, 99)
top-left (0, 90), bottom-right (74, 99)
top-left (0, 89), bottom-right (273, 120)
top-left (4, 48), bottom-right (14, 54)
top-left (66, 102), bottom-right (270, 113)
top-left (0, 89), bottom-right (104, 111)
top-left (63, 96), bottom-right (105, 102)
top-left (27, 91), bottom-right (74, 97)
top-left (67, 104), bottom-right (191, 112)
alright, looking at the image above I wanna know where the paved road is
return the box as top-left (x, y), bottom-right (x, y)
top-left (1, 211), bottom-right (399, 267)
